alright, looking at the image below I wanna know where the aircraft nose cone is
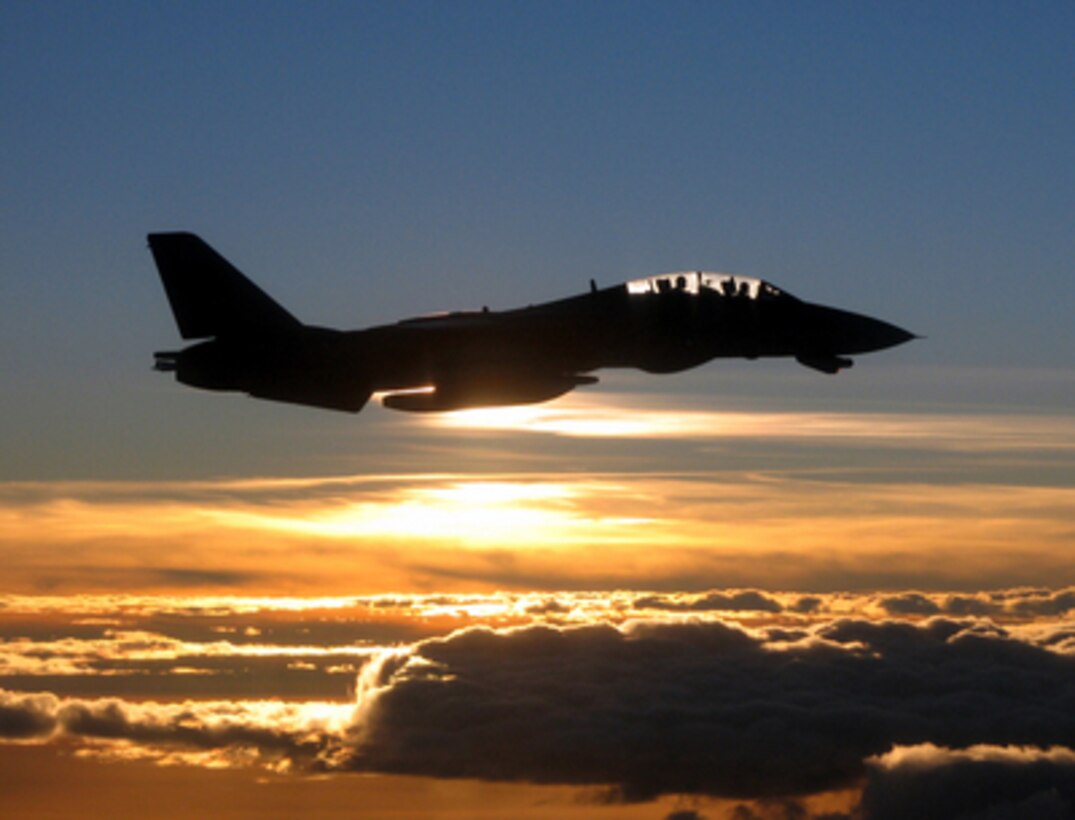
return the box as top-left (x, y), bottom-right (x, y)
top-left (801, 304), bottom-right (917, 355)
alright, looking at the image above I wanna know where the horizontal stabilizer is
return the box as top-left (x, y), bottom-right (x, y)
top-left (148, 232), bottom-right (302, 340)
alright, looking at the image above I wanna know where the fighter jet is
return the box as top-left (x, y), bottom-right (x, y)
top-left (149, 232), bottom-right (914, 413)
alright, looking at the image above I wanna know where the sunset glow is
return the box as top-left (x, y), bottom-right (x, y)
top-left (208, 479), bottom-right (649, 545)
top-left (1, 462), bottom-right (1072, 595)
top-left (432, 394), bottom-right (1075, 450)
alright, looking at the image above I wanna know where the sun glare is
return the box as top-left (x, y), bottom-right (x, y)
top-left (208, 479), bottom-right (650, 548)
top-left (433, 400), bottom-right (717, 437)
top-left (430, 395), bottom-right (1075, 450)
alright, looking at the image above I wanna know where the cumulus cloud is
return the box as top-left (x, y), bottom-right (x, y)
top-left (0, 691), bottom-right (60, 739)
top-left (345, 617), bottom-right (1075, 800)
top-left (629, 587), bottom-right (1075, 623)
top-left (858, 744), bottom-right (1075, 820)
top-left (875, 587), bottom-right (1075, 619)
top-left (874, 592), bottom-right (941, 616)
top-left (622, 587), bottom-right (1075, 624)
top-left (0, 689), bottom-right (350, 771)
top-left (633, 590), bottom-right (783, 613)
top-left (3, 603), bottom-right (1075, 813)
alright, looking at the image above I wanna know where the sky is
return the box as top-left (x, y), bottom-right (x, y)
top-left (2, 2), bottom-right (1074, 818)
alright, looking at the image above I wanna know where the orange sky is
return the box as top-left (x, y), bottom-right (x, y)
top-left (2, 399), bottom-right (1072, 595)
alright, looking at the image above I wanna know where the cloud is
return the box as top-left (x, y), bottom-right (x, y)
top-left (0, 629), bottom-right (381, 678)
top-left (2, 588), bottom-right (1073, 686)
top-left (875, 588), bottom-right (1075, 620)
top-left (874, 592), bottom-right (941, 616)
top-left (2, 474), bottom-right (1074, 593)
top-left (857, 744), bottom-right (1075, 820)
top-left (0, 689), bottom-right (350, 771)
top-left (426, 395), bottom-right (1075, 453)
top-left (0, 691), bottom-right (59, 739)
top-left (150, 568), bottom-right (261, 588)
top-left (345, 617), bottom-right (1075, 800)
top-left (633, 590), bottom-right (783, 613)
top-left (1009, 588), bottom-right (1075, 617)
top-left (2, 606), bottom-right (1075, 811)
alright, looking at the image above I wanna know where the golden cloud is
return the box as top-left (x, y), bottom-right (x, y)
top-left (0, 469), bottom-right (1073, 593)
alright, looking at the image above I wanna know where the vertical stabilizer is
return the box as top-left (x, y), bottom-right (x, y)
top-left (148, 232), bottom-right (302, 339)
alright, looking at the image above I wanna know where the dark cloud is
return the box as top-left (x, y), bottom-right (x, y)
top-left (0, 689), bottom-right (336, 769)
top-left (876, 593), bottom-right (941, 616)
top-left (938, 595), bottom-right (998, 617)
top-left (788, 596), bottom-right (823, 614)
top-left (726, 800), bottom-right (813, 820)
top-left (150, 567), bottom-right (261, 587)
top-left (1008, 588), bottom-right (1075, 617)
top-left (733, 587), bottom-right (1075, 621)
top-left (523, 598), bottom-right (572, 615)
top-left (824, 588), bottom-right (1075, 621)
top-left (2, 603), bottom-right (1075, 814)
top-left (858, 745), bottom-right (1075, 820)
top-left (935, 588), bottom-right (1075, 619)
top-left (347, 617), bottom-right (1075, 801)
top-left (0, 692), bottom-right (58, 739)
top-left (633, 590), bottom-right (782, 613)
top-left (20, 565), bottom-right (265, 593)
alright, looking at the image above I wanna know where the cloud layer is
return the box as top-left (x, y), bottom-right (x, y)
top-left (5, 609), bottom-right (1072, 813)
top-left (348, 616), bottom-right (1075, 802)
top-left (2, 592), bottom-right (1073, 816)
top-left (3, 471), bottom-right (1073, 593)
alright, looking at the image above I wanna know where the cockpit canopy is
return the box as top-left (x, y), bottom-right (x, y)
top-left (626, 271), bottom-right (787, 301)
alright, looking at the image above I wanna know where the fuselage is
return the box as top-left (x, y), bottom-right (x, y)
top-left (166, 273), bottom-right (913, 413)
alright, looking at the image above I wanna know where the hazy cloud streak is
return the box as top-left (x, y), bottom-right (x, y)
top-left (429, 395), bottom-right (1075, 451)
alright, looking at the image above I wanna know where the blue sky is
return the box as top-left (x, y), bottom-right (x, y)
top-left (2, 1), bottom-right (1072, 480)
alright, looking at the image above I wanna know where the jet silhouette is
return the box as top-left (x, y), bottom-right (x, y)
top-left (149, 232), bottom-right (915, 413)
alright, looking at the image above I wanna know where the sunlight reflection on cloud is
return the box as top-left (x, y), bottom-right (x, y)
top-left (204, 479), bottom-right (653, 546)
top-left (1, 468), bottom-right (1073, 593)
top-left (429, 393), bottom-right (1075, 450)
